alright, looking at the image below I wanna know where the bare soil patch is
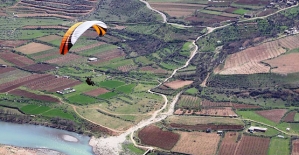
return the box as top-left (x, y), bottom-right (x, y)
top-left (22, 63), bottom-right (56, 72)
top-left (194, 107), bottom-right (237, 117)
top-left (256, 109), bottom-right (287, 123)
top-left (138, 125), bottom-right (179, 150)
top-left (218, 132), bottom-right (240, 155)
top-left (149, 2), bottom-right (206, 17)
top-left (216, 40), bottom-right (285, 74)
top-left (118, 65), bottom-right (138, 72)
top-left (15, 42), bottom-right (54, 54)
top-left (264, 53), bottom-right (299, 74)
top-left (0, 40), bottom-right (27, 48)
top-left (9, 89), bottom-right (59, 102)
top-left (0, 51), bottom-right (34, 67)
top-left (283, 111), bottom-right (296, 122)
top-left (235, 135), bottom-right (270, 155)
top-left (0, 67), bottom-right (16, 74)
top-left (169, 123), bottom-right (244, 131)
top-left (164, 80), bottom-right (193, 89)
top-left (292, 139), bottom-right (299, 155)
top-left (37, 35), bottom-right (62, 42)
top-left (172, 132), bottom-right (220, 155)
top-left (84, 88), bottom-right (110, 97)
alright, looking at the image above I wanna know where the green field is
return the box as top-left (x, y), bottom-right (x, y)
top-left (233, 8), bottom-right (249, 15)
top-left (185, 87), bottom-right (198, 95)
top-left (176, 95), bottom-right (201, 110)
top-left (42, 109), bottom-right (74, 120)
top-left (268, 137), bottom-right (290, 155)
top-left (123, 143), bottom-right (145, 155)
top-left (98, 92), bottom-right (118, 99)
top-left (82, 44), bottom-right (118, 56)
top-left (67, 94), bottom-right (98, 104)
top-left (20, 105), bottom-right (40, 114)
top-left (116, 84), bottom-right (136, 94)
top-left (99, 80), bottom-right (125, 89)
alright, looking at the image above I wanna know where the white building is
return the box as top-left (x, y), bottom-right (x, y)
top-left (88, 57), bottom-right (98, 62)
top-left (248, 126), bottom-right (267, 132)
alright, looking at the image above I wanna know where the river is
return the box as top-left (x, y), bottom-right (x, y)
top-left (0, 121), bottom-right (94, 155)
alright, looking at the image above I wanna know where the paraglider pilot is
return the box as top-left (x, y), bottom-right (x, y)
top-left (86, 77), bottom-right (95, 86)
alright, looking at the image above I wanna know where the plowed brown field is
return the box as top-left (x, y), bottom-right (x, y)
top-left (292, 139), bottom-right (299, 155)
top-left (15, 42), bottom-right (54, 54)
top-left (256, 109), bottom-right (287, 123)
top-left (84, 88), bottom-right (110, 97)
top-left (138, 125), bottom-right (179, 150)
top-left (216, 34), bottom-right (299, 75)
top-left (235, 135), bottom-right (270, 155)
top-left (264, 53), bottom-right (299, 74)
top-left (149, 2), bottom-right (206, 17)
top-left (164, 80), bottom-right (193, 89)
top-left (172, 132), bottom-right (220, 155)
top-left (218, 132), bottom-right (240, 155)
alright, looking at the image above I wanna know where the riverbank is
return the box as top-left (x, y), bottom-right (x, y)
top-left (0, 145), bottom-right (65, 155)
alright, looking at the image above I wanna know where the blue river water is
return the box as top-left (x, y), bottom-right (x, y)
top-left (0, 121), bottom-right (94, 155)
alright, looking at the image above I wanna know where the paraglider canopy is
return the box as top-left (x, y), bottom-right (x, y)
top-left (59, 21), bottom-right (107, 55)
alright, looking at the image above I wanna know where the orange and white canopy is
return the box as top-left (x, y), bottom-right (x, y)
top-left (59, 21), bottom-right (107, 55)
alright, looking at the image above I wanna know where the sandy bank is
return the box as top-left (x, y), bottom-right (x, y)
top-left (61, 134), bottom-right (79, 142)
top-left (0, 145), bottom-right (65, 155)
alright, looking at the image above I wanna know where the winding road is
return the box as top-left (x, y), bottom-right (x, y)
top-left (90, 1), bottom-right (299, 155)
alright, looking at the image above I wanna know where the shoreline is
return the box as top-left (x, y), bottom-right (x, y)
top-left (0, 144), bottom-right (66, 155)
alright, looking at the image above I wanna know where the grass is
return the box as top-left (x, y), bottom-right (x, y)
top-left (42, 109), bottom-right (74, 120)
top-left (166, 115), bottom-right (244, 125)
top-left (67, 94), bottom-right (98, 104)
top-left (159, 62), bottom-right (178, 70)
top-left (233, 8), bottom-right (249, 15)
top-left (28, 106), bottom-right (51, 115)
top-left (268, 137), bottom-right (290, 155)
top-left (76, 108), bottom-right (133, 130)
top-left (116, 84), bottom-right (136, 94)
top-left (236, 110), bottom-right (296, 134)
top-left (20, 105), bottom-right (40, 114)
top-left (98, 92), bottom-right (118, 99)
top-left (185, 88), bottom-right (198, 95)
top-left (99, 80), bottom-right (125, 89)
top-left (135, 56), bottom-right (153, 66)
top-left (294, 113), bottom-right (299, 121)
top-left (82, 44), bottom-right (118, 56)
top-left (200, 9), bottom-right (222, 15)
top-left (123, 143), bottom-right (145, 155)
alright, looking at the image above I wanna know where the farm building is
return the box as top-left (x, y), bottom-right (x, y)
top-left (88, 57), bottom-right (98, 62)
top-left (56, 88), bottom-right (75, 95)
top-left (0, 64), bottom-right (7, 67)
top-left (248, 126), bottom-right (267, 132)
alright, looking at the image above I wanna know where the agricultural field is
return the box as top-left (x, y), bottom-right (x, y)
top-left (172, 132), bottom-right (220, 155)
top-left (84, 88), bottom-right (110, 97)
top-left (175, 95), bottom-right (201, 110)
top-left (264, 53), bottom-right (299, 74)
top-left (256, 109), bottom-right (287, 123)
top-left (0, 51), bottom-right (35, 67)
top-left (9, 89), bottom-right (59, 103)
top-left (37, 35), bottom-right (61, 42)
top-left (165, 115), bottom-right (244, 126)
top-left (218, 132), bottom-right (240, 155)
top-left (216, 34), bottom-right (299, 75)
top-left (148, 2), bottom-right (206, 18)
top-left (292, 139), bottom-right (299, 155)
top-left (139, 66), bottom-right (169, 75)
top-left (234, 135), bottom-right (270, 155)
top-left (46, 53), bottom-right (86, 66)
top-left (194, 107), bottom-right (237, 117)
top-left (99, 80), bottom-right (125, 89)
top-left (15, 42), bottom-right (54, 54)
top-left (283, 111), bottom-right (296, 122)
top-left (23, 63), bottom-right (56, 72)
top-left (76, 108), bottom-right (135, 131)
top-left (138, 125), bottom-right (180, 150)
top-left (163, 80), bottom-right (193, 89)
top-left (0, 40), bottom-right (27, 48)
top-left (0, 68), bottom-right (31, 85)
top-left (66, 94), bottom-right (98, 105)
top-left (268, 137), bottom-right (290, 155)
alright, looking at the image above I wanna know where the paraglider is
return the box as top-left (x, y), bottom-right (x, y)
top-left (59, 20), bottom-right (107, 55)
top-left (86, 77), bottom-right (95, 86)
